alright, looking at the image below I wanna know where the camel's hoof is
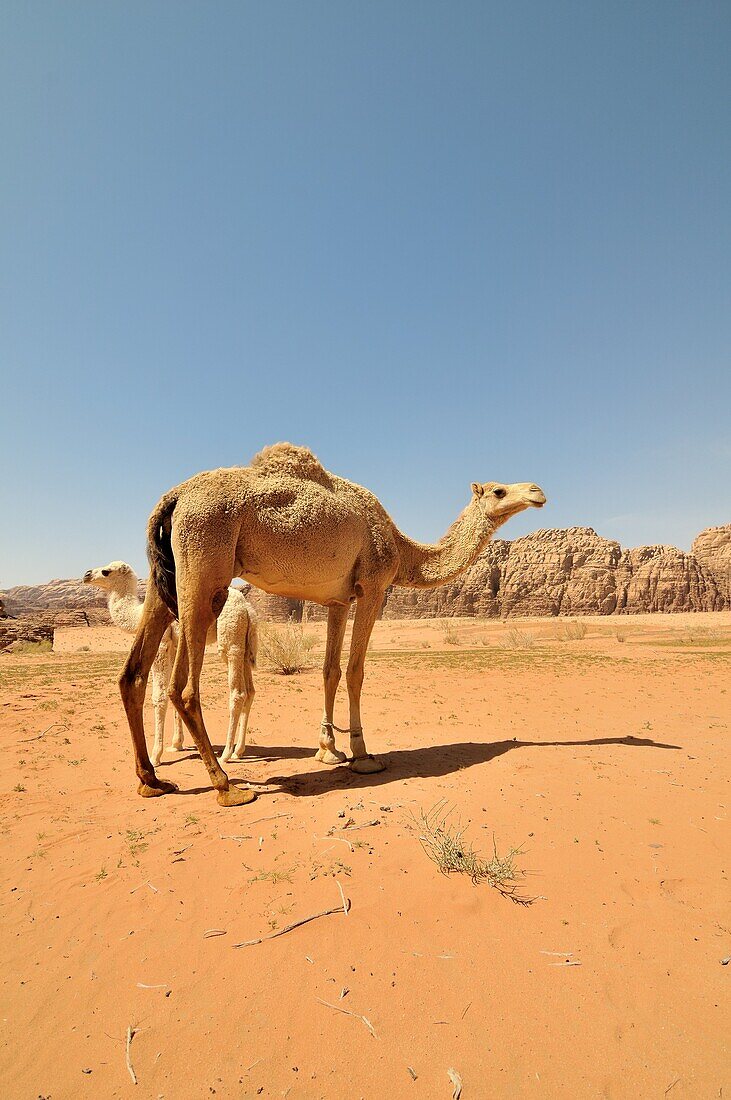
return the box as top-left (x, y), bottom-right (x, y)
top-left (220, 751), bottom-right (232, 763)
top-left (349, 755), bottom-right (386, 774)
top-left (229, 752), bottom-right (246, 762)
top-left (137, 778), bottom-right (179, 798)
top-left (217, 785), bottom-right (256, 808)
top-left (315, 746), bottom-right (348, 765)
top-left (169, 743), bottom-right (186, 753)
top-left (151, 753), bottom-right (163, 767)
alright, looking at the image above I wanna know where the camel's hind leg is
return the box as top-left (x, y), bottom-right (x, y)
top-left (346, 590), bottom-right (386, 774)
top-left (220, 644), bottom-right (253, 762)
top-left (315, 604), bottom-right (349, 765)
top-left (119, 583), bottom-right (178, 798)
top-left (170, 583), bottom-right (255, 807)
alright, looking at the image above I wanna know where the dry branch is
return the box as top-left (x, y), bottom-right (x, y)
top-left (316, 998), bottom-right (378, 1038)
top-left (233, 898), bottom-right (351, 948)
top-left (17, 722), bottom-right (68, 743)
top-left (125, 1026), bottom-right (137, 1085)
top-left (448, 1067), bottom-right (463, 1098)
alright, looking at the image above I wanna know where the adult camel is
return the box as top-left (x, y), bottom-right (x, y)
top-left (119, 444), bottom-right (546, 806)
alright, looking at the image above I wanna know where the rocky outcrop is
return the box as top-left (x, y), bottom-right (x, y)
top-left (2, 522), bottom-right (728, 632)
top-left (617, 545), bottom-right (721, 614)
top-left (3, 578), bottom-right (108, 616)
top-left (692, 525), bottom-right (731, 604)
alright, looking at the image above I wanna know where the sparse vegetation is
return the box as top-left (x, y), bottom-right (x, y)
top-left (555, 620), bottom-right (588, 641)
top-left (442, 622), bottom-right (461, 645)
top-left (259, 621), bottom-right (317, 674)
top-left (414, 802), bottom-right (528, 902)
top-left (502, 627), bottom-right (535, 649)
top-left (11, 639), bottom-right (53, 655)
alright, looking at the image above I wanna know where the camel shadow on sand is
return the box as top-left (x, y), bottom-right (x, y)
top-left (166, 734), bottom-right (681, 798)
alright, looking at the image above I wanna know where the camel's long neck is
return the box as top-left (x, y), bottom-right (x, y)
top-left (393, 504), bottom-right (496, 589)
top-left (107, 589), bottom-right (143, 635)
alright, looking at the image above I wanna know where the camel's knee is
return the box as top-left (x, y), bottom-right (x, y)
top-left (119, 664), bottom-right (146, 705)
top-left (169, 683), bottom-right (199, 717)
top-left (346, 662), bottom-right (364, 691)
top-left (323, 661), bottom-right (342, 689)
top-left (229, 688), bottom-right (247, 712)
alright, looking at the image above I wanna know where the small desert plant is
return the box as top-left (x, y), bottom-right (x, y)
top-left (442, 622), bottom-right (461, 645)
top-left (502, 627), bottom-right (535, 649)
top-left (413, 802), bottom-right (528, 903)
top-left (555, 620), bottom-right (587, 641)
top-left (12, 639), bottom-right (53, 654)
top-left (615, 628), bottom-right (628, 643)
top-left (259, 622), bottom-right (316, 674)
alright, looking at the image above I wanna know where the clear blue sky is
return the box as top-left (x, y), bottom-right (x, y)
top-left (2, 2), bottom-right (730, 586)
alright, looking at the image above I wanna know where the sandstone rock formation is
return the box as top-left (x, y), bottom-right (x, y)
top-left (692, 524), bottom-right (731, 604)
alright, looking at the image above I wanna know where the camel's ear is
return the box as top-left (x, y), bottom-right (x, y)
top-left (471, 482), bottom-right (484, 499)
top-left (118, 563), bottom-right (131, 575)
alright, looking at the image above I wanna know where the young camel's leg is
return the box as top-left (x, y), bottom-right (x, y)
top-left (150, 645), bottom-right (170, 767)
top-left (346, 590), bottom-right (386, 774)
top-left (167, 625), bottom-right (186, 752)
top-left (229, 649), bottom-right (256, 761)
top-left (169, 583), bottom-right (255, 807)
top-left (315, 604), bottom-right (349, 765)
top-left (220, 644), bottom-right (255, 763)
top-left (119, 584), bottom-right (178, 798)
top-left (170, 707), bottom-right (185, 752)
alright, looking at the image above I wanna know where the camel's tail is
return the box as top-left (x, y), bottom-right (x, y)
top-left (146, 491), bottom-right (179, 618)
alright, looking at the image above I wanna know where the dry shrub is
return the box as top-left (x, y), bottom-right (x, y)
top-left (259, 621), bottom-right (316, 674)
top-left (442, 622), bottom-right (461, 645)
top-left (555, 620), bottom-right (588, 641)
top-left (502, 627), bottom-right (535, 649)
top-left (10, 639), bottom-right (53, 655)
top-left (414, 802), bottom-right (529, 903)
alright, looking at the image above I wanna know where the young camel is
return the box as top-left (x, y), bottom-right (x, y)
top-left (84, 562), bottom-right (257, 766)
top-left (120, 444), bottom-right (546, 807)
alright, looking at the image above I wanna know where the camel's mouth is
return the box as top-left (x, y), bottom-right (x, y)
top-left (529, 498), bottom-right (546, 508)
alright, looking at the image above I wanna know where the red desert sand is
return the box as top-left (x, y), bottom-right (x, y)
top-left (1, 613), bottom-right (729, 1098)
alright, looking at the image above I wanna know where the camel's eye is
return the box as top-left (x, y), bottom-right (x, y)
top-left (101, 569), bottom-right (110, 576)
top-left (493, 488), bottom-right (506, 499)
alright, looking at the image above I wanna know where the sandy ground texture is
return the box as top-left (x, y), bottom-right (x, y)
top-left (1, 613), bottom-right (729, 1099)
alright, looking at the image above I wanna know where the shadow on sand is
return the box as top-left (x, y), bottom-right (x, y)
top-left (163, 734), bottom-right (681, 798)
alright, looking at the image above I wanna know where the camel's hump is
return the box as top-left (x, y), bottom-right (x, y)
top-left (249, 443), bottom-right (332, 487)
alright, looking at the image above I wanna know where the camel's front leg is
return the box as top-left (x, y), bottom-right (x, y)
top-left (315, 605), bottom-right (349, 765)
top-left (346, 591), bottom-right (386, 774)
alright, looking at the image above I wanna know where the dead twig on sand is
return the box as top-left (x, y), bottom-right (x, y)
top-left (316, 998), bottom-right (378, 1038)
top-left (203, 929), bottom-right (227, 938)
top-left (125, 1026), bottom-right (138, 1085)
top-left (342, 819), bottom-right (380, 831)
top-left (17, 722), bottom-right (68, 744)
top-left (335, 879), bottom-right (348, 916)
top-left (233, 898), bottom-right (351, 948)
top-left (247, 812), bottom-right (292, 826)
top-left (448, 1067), bottom-right (463, 1098)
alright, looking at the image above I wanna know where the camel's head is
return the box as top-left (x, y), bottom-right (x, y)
top-left (471, 481), bottom-right (546, 529)
top-left (82, 561), bottom-right (137, 593)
